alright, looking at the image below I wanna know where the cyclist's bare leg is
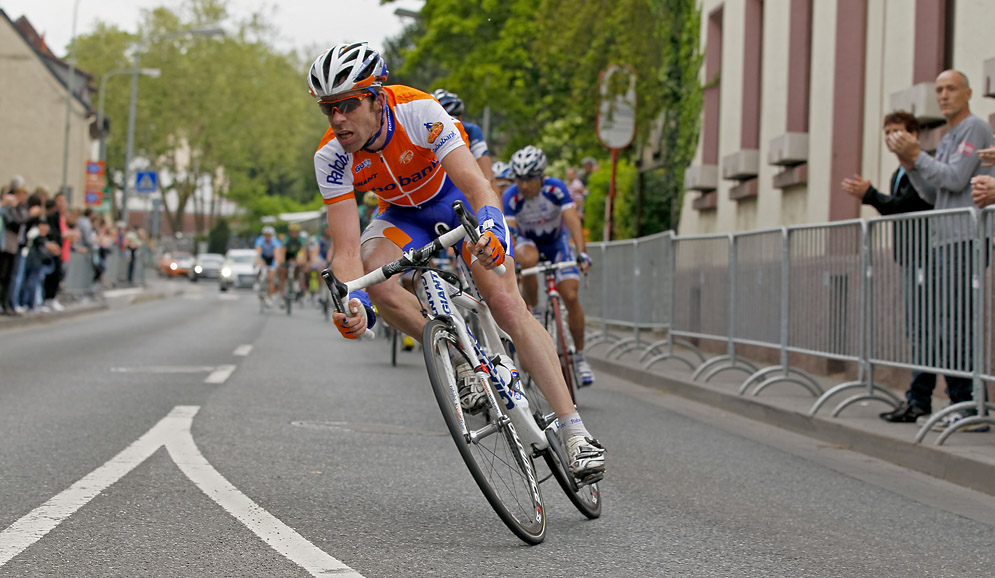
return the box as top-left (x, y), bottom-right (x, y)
top-left (267, 267), bottom-right (276, 296)
top-left (558, 278), bottom-right (585, 351)
top-left (514, 243), bottom-right (540, 309)
top-left (471, 256), bottom-right (576, 418)
top-left (277, 264), bottom-right (288, 296)
top-left (361, 237), bottom-right (429, 338)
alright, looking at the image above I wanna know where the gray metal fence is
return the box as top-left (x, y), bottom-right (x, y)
top-left (583, 207), bottom-right (995, 444)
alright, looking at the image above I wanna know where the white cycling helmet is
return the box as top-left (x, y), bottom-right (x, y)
top-left (491, 161), bottom-right (512, 181)
top-left (510, 146), bottom-right (547, 179)
top-left (262, 225), bottom-right (275, 235)
top-left (307, 42), bottom-right (388, 100)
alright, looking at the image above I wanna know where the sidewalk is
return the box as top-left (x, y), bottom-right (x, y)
top-left (586, 331), bottom-right (995, 497)
top-left (0, 272), bottom-right (185, 330)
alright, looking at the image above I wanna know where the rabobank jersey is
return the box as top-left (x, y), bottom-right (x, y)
top-left (502, 177), bottom-right (576, 244)
top-left (463, 121), bottom-right (488, 160)
top-left (314, 85), bottom-right (471, 209)
top-left (254, 235), bottom-right (282, 258)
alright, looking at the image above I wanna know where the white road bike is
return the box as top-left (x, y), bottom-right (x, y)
top-left (321, 201), bottom-right (601, 545)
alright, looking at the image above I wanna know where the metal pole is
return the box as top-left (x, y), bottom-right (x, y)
top-left (60, 0), bottom-right (82, 200)
top-left (122, 52), bottom-right (140, 226)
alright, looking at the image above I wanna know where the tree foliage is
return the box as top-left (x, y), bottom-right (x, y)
top-left (73, 0), bottom-right (323, 234)
top-left (394, 0), bottom-right (702, 238)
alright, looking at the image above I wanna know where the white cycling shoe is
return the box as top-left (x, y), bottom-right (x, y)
top-left (576, 356), bottom-right (595, 387)
top-left (566, 435), bottom-right (606, 480)
top-left (455, 363), bottom-right (487, 415)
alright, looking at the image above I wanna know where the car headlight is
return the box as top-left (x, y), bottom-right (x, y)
top-left (194, 265), bottom-right (203, 274)
top-left (169, 262), bottom-right (177, 270)
top-left (221, 267), bottom-right (232, 278)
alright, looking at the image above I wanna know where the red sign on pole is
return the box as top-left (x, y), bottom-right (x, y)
top-left (596, 65), bottom-right (636, 242)
top-left (84, 161), bottom-right (106, 206)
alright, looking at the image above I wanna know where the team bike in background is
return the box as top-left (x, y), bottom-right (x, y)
top-left (518, 260), bottom-right (586, 405)
top-left (322, 201), bottom-right (600, 545)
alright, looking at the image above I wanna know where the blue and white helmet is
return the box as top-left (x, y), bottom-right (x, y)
top-left (431, 88), bottom-right (465, 117)
top-left (491, 161), bottom-right (512, 181)
top-left (510, 146), bottom-right (547, 179)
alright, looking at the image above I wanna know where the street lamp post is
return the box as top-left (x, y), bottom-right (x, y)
top-left (120, 26), bottom-right (225, 227)
top-left (60, 0), bottom-right (82, 202)
top-left (97, 67), bottom-right (159, 218)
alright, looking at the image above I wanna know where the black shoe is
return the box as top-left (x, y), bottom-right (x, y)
top-left (879, 402), bottom-right (929, 423)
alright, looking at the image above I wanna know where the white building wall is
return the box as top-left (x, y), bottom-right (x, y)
top-left (753, 0), bottom-right (790, 230)
top-left (953, 0), bottom-right (995, 123)
top-left (0, 17), bottom-right (91, 206)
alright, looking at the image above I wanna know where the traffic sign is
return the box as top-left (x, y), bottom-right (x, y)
top-left (85, 160), bottom-right (106, 192)
top-left (596, 64), bottom-right (637, 150)
top-left (136, 171), bottom-right (158, 194)
top-left (84, 191), bottom-right (103, 206)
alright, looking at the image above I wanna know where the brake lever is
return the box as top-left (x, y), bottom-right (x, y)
top-left (453, 200), bottom-right (507, 275)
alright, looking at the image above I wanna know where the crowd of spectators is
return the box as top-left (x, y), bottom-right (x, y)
top-left (842, 69), bottom-right (994, 431)
top-left (0, 176), bottom-right (149, 317)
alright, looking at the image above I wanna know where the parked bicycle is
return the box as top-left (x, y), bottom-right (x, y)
top-left (322, 201), bottom-right (600, 545)
top-left (519, 260), bottom-right (586, 404)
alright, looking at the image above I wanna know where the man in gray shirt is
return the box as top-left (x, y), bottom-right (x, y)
top-left (888, 69), bottom-right (993, 432)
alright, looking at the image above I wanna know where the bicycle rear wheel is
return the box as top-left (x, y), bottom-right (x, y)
top-left (546, 295), bottom-right (578, 404)
top-left (423, 319), bottom-right (546, 544)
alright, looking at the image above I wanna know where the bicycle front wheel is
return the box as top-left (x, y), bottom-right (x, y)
top-left (423, 319), bottom-right (546, 544)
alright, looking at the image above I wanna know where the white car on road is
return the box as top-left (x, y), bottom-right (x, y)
top-left (219, 249), bottom-right (258, 291)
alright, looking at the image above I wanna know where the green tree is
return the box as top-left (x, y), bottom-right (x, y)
top-left (73, 0), bottom-right (321, 235)
top-left (395, 0), bottom-right (702, 238)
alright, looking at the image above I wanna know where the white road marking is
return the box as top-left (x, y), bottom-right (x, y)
top-left (204, 365), bottom-right (237, 384)
top-left (0, 406), bottom-right (363, 577)
top-left (233, 344), bottom-right (253, 357)
top-left (111, 366), bottom-right (216, 374)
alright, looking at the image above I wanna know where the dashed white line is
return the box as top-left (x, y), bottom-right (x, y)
top-left (0, 406), bottom-right (363, 577)
top-left (204, 365), bottom-right (237, 384)
top-left (233, 344), bottom-right (253, 357)
top-left (111, 366), bottom-right (216, 374)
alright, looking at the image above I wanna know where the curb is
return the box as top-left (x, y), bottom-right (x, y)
top-left (589, 356), bottom-right (995, 496)
top-left (0, 302), bottom-right (109, 330)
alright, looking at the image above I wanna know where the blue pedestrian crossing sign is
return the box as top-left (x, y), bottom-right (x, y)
top-left (136, 171), bottom-right (158, 194)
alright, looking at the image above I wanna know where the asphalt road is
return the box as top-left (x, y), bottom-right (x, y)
top-left (1, 280), bottom-right (993, 577)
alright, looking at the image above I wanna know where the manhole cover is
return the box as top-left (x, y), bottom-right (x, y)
top-left (291, 421), bottom-right (446, 437)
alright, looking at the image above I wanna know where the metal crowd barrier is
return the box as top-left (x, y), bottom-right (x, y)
top-left (604, 232), bottom-right (674, 359)
top-left (641, 234), bottom-right (730, 371)
top-left (580, 206), bottom-right (995, 444)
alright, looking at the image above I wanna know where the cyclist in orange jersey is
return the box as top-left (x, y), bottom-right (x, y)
top-left (309, 43), bottom-right (604, 479)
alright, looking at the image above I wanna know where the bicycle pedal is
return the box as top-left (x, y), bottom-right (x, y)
top-left (576, 470), bottom-right (604, 487)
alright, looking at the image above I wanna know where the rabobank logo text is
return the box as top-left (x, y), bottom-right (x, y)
top-left (326, 153), bottom-right (349, 186)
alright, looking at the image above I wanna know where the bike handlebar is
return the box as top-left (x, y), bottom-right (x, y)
top-left (321, 201), bottom-right (507, 340)
top-left (518, 260), bottom-right (583, 278)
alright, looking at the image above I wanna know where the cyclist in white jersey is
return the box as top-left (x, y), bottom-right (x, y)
top-left (503, 146), bottom-right (595, 386)
top-left (308, 42), bottom-right (605, 479)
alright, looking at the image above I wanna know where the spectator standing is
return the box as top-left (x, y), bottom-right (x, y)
top-left (888, 69), bottom-right (994, 431)
top-left (565, 167), bottom-right (588, 224)
top-left (580, 157), bottom-right (599, 186)
top-left (967, 146), bottom-right (995, 207)
top-left (42, 194), bottom-right (67, 310)
top-left (842, 111), bottom-right (937, 423)
top-left (0, 183), bottom-right (28, 315)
